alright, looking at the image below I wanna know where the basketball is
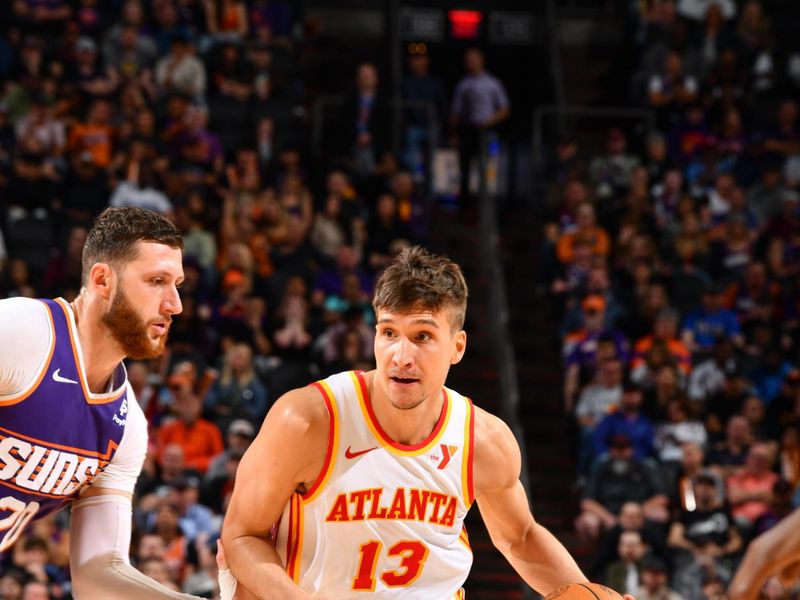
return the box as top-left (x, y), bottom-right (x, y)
top-left (544, 583), bottom-right (624, 600)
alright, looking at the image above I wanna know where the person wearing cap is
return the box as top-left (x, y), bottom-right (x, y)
top-left (205, 419), bottom-right (256, 484)
top-left (563, 294), bottom-right (630, 411)
top-left (66, 35), bottom-right (120, 99)
top-left (594, 380), bottom-right (656, 460)
top-left (576, 432), bottom-right (668, 542)
top-left (668, 470), bottom-right (742, 600)
top-left (636, 554), bottom-right (682, 600)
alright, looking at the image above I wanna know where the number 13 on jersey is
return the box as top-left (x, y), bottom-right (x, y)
top-left (353, 539), bottom-right (430, 591)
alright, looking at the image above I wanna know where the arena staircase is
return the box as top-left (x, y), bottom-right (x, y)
top-left (428, 202), bottom-right (591, 599)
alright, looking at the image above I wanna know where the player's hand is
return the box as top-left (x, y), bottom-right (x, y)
top-left (623, 595), bottom-right (636, 600)
top-left (216, 539), bottom-right (238, 600)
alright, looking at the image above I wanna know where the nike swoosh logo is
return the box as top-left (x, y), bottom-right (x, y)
top-left (52, 369), bottom-right (79, 385)
top-left (345, 446), bottom-right (378, 459)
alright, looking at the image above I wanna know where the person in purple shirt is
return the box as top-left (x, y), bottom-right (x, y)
top-left (593, 380), bottom-right (655, 460)
top-left (450, 47), bottom-right (510, 213)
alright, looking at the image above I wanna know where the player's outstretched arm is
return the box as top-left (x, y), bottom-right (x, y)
top-left (473, 407), bottom-right (587, 595)
top-left (221, 386), bottom-right (330, 600)
top-left (729, 507), bottom-right (800, 600)
top-left (70, 488), bottom-right (216, 599)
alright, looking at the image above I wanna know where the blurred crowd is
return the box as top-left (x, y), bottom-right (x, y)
top-left (0, 1), bottom-right (500, 598)
top-left (541, 1), bottom-right (800, 599)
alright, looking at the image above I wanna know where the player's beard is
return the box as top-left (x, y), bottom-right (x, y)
top-left (101, 285), bottom-right (169, 359)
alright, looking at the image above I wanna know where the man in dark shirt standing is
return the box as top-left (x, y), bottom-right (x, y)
top-left (401, 45), bottom-right (446, 181)
top-left (450, 47), bottom-right (509, 215)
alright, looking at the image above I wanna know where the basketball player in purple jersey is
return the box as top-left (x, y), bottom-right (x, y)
top-left (221, 247), bottom-right (589, 599)
top-left (0, 207), bottom-right (234, 599)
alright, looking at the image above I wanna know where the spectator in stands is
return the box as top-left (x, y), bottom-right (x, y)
top-left (576, 357), bottom-right (624, 475)
top-left (450, 47), bottom-right (510, 214)
top-left (636, 555), bottom-right (682, 600)
top-left (681, 283), bottom-right (742, 356)
top-left (155, 32), bottom-right (206, 99)
top-left (605, 531), bottom-right (648, 595)
top-left (310, 192), bottom-right (364, 265)
top-left (643, 363), bottom-right (684, 421)
top-left (401, 45), bottom-right (447, 178)
top-left (756, 99), bottom-right (800, 183)
top-left (576, 433), bottom-right (668, 542)
top-left (591, 501), bottom-right (670, 582)
top-left (589, 128), bottom-right (641, 201)
top-left (365, 193), bottom-right (413, 273)
top-left (726, 261), bottom-right (781, 333)
top-left (648, 50), bottom-right (699, 127)
top-left (157, 374), bottom-right (225, 474)
top-left (204, 0), bottom-right (249, 42)
top-left (67, 97), bottom-right (115, 169)
top-left (594, 382), bottom-right (656, 460)
top-left (65, 35), bottom-right (120, 101)
top-left (746, 164), bottom-right (785, 224)
top-left (677, 0), bottom-right (737, 23)
top-left (765, 370), bottom-right (800, 439)
top-left (668, 472), bottom-right (742, 600)
top-left (669, 443), bottom-right (726, 514)
top-left (563, 295), bottom-right (630, 411)
top-left (556, 202), bottom-right (612, 267)
top-left (705, 368), bottom-right (751, 438)
top-left (204, 341), bottom-right (269, 431)
top-left (632, 308), bottom-right (692, 383)
top-left (341, 61), bottom-right (389, 177)
top-left (726, 442), bottom-right (779, 533)
top-left (707, 414), bottom-right (752, 474)
top-left (654, 398), bottom-right (708, 463)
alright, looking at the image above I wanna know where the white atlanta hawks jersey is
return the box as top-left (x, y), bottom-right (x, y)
top-left (275, 370), bottom-right (475, 599)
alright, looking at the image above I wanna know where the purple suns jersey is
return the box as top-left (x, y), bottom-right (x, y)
top-left (0, 298), bottom-right (128, 553)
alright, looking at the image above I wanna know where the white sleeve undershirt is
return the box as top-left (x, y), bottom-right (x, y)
top-left (0, 297), bottom-right (53, 397)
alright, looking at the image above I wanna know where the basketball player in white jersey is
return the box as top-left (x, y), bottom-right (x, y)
top-left (222, 246), bottom-right (588, 599)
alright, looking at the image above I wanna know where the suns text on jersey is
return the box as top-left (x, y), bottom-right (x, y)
top-left (0, 435), bottom-right (106, 497)
top-left (325, 487), bottom-right (459, 527)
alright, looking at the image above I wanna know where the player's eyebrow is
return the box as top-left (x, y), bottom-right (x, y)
top-left (377, 317), bottom-right (440, 328)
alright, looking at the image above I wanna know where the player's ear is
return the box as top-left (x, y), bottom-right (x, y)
top-left (88, 262), bottom-right (115, 299)
top-left (451, 330), bottom-right (466, 364)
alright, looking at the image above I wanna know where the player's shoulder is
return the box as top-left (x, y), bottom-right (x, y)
top-left (0, 296), bottom-right (49, 320)
top-left (473, 406), bottom-right (517, 453)
top-left (472, 405), bottom-right (521, 494)
top-left (264, 383), bottom-right (330, 437)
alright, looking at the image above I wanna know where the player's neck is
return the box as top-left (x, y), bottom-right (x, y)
top-left (70, 295), bottom-right (125, 394)
top-left (367, 372), bottom-right (444, 446)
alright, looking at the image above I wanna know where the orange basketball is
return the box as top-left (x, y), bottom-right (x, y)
top-left (544, 583), bottom-right (624, 600)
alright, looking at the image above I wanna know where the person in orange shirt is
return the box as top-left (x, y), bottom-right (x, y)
top-left (631, 308), bottom-right (692, 379)
top-left (157, 375), bottom-right (224, 474)
top-left (727, 443), bottom-right (779, 532)
top-left (67, 98), bottom-right (115, 168)
top-left (556, 202), bottom-right (611, 264)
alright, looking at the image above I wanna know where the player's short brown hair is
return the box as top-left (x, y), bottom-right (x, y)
top-left (372, 246), bottom-right (468, 332)
top-left (82, 207), bottom-right (183, 284)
